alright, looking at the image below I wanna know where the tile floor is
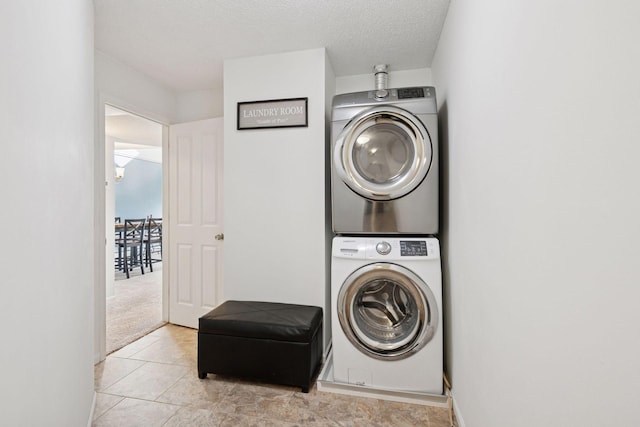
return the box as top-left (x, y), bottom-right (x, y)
top-left (93, 324), bottom-right (454, 426)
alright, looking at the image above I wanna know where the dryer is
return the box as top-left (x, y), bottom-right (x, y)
top-left (331, 236), bottom-right (443, 394)
top-left (331, 87), bottom-right (438, 234)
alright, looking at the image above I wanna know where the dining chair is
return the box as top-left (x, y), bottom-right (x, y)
top-left (144, 217), bottom-right (162, 272)
top-left (116, 218), bottom-right (146, 279)
top-left (114, 217), bottom-right (123, 271)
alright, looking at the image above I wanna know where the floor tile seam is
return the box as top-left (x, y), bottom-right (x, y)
top-left (94, 362), bottom-right (149, 391)
top-left (108, 334), bottom-right (163, 358)
top-left (117, 395), bottom-right (186, 408)
top-left (157, 411), bottom-right (189, 427)
top-left (126, 341), bottom-right (182, 357)
top-left (92, 396), bottom-right (179, 424)
top-left (107, 349), bottom-right (142, 360)
top-left (95, 391), bottom-right (128, 400)
top-left (103, 355), bottom-right (150, 367)
top-left (153, 371), bottom-right (223, 407)
top-left (92, 393), bottom-right (126, 422)
top-left (161, 408), bottom-right (189, 427)
top-left (273, 391), bottom-right (296, 409)
top-left (95, 396), bottom-right (183, 425)
top-left (99, 360), bottom-right (151, 393)
top-left (149, 366), bottom-right (193, 403)
top-left (127, 351), bottom-right (192, 364)
top-left (127, 354), bottom-right (195, 366)
top-left (92, 408), bottom-right (111, 424)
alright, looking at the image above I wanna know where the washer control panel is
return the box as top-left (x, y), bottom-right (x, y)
top-left (400, 240), bottom-right (428, 256)
top-left (375, 241), bottom-right (392, 255)
top-left (333, 237), bottom-right (440, 260)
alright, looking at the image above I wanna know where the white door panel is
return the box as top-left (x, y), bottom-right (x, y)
top-left (169, 118), bottom-right (223, 328)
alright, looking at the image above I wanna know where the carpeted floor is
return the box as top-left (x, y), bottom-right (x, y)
top-left (106, 262), bottom-right (165, 354)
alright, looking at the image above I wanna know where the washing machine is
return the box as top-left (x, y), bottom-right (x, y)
top-left (331, 87), bottom-right (438, 234)
top-left (331, 236), bottom-right (443, 394)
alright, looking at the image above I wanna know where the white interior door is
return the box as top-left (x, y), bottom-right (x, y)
top-left (168, 118), bottom-right (224, 328)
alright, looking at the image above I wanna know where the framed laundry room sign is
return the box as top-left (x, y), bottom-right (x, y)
top-left (237, 97), bottom-right (308, 130)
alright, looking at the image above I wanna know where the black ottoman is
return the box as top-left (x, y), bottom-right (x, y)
top-left (198, 300), bottom-right (323, 392)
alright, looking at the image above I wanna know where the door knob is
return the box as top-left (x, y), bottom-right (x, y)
top-left (215, 233), bottom-right (224, 241)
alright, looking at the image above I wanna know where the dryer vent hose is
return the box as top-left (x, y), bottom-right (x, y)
top-left (373, 64), bottom-right (389, 90)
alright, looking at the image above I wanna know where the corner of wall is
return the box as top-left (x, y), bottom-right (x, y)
top-left (452, 391), bottom-right (466, 427)
top-left (175, 88), bottom-right (224, 122)
top-left (95, 49), bottom-right (178, 124)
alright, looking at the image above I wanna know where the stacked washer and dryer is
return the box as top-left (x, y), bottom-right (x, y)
top-left (329, 66), bottom-right (443, 395)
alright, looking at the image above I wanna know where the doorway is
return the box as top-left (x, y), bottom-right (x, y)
top-left (105, 105), bottom-right (166, 354)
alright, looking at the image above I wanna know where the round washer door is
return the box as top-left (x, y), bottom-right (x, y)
top-left (333, 105), bottom-right (432, 201)
top-left (337, 262), bottom-right (438, 361)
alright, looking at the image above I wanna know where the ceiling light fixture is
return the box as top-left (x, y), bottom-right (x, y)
top-left (113, 149), bottom-right (139, 183)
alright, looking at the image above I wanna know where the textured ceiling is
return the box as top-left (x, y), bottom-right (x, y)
top-left (95, 0), bottom-right (450, 93)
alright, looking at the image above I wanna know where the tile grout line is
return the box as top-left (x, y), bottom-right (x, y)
top-left (99, 360), bottom-right (150, 394)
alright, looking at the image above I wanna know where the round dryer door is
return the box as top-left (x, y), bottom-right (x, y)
top-left (337, 262), bottom-right (438, 361)
top-left (334, 105), bottom-right (432, 201)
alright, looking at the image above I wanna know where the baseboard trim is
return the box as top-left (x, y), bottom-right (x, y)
top-left (451, 390), bottom-right (466, 427)
top-left (87, 391), bottom-right (96, 427)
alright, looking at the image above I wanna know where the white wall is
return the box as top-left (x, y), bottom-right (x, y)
top-left (95, 50), bottom-right (178, 123)
top-left (0, 1), bottom-right (95, 425)
top-left (176, 88), bottom-right (224, 122)
top-left (432, 2), bottom-right (640, 426)
top-left (223, 48), bottom-right (331, 348)
top-left (335, 67), bottom-right (432, 94)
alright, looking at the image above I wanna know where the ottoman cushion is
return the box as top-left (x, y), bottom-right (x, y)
top-left (199, 300), bottom-right (322, 342)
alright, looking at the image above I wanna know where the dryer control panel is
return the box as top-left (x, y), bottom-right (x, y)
top-left (397, 87), bottom-right (432, 99)
top-left (365, 87), bottom-right (435, 102)
top-left (331, 86), bottom-right (438, 120)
